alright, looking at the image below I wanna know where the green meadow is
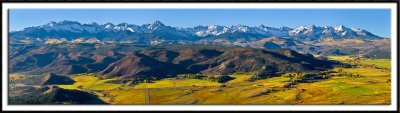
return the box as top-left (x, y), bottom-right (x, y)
top-left (54, 56), bottom-right (391, 104)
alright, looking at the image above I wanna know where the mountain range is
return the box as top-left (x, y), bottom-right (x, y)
top-left (9, 20), bottom-right (390, 58)
top-left (10, 20), bottom-right (383, 43)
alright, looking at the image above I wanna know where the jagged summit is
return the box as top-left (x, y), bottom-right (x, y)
top-left (152, 20), bottom-right (165, 26)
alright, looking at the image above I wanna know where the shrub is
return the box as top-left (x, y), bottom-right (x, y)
top-left (205, 75), bottom-right (234, 83)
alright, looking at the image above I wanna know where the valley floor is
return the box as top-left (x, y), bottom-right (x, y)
top-left (9, 56), bottom-right (391, 104)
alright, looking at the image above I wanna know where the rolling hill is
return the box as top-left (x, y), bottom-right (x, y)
top-left (9, 44), bottom-right (340, 79)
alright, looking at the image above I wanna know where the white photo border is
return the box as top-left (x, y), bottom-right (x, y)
top-left (2, 3), bottom-right (398, 111)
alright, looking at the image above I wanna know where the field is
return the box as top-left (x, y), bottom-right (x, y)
top-left (10, 55), bottom-right (390, 104)
top-left (50, 56), bottom-right (390, 104)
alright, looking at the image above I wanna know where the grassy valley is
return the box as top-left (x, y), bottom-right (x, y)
top-left (19, 56), bottom-right (387, 104)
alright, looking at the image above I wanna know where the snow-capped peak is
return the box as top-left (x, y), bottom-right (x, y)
top-left (57, 20), bottom-right (81, 25)
top-left (47, 21), bottom-right (57, 27)
top-left (103, 23), bottom-right (114, 29)
top-left (258, 24), bottom-right (267, 28)
top-left (152, 21), bottom-right (165, 26)
top-left (351, 28), bottom-right (369, 36)
top-left (289, 26), bottom-right (307, 35)
top-left (147, 21), bottom-right (165, 30)
top-left (334, 25), bottom-right (347, 32)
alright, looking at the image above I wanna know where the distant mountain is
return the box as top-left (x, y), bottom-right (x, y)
top-left (288, 25), bottom-right (381, 41)
top-left (9, 20), bottom-right (383, 44)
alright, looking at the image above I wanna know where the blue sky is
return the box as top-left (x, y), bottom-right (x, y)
top-left (9, 9), bottom-right (391, 37)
